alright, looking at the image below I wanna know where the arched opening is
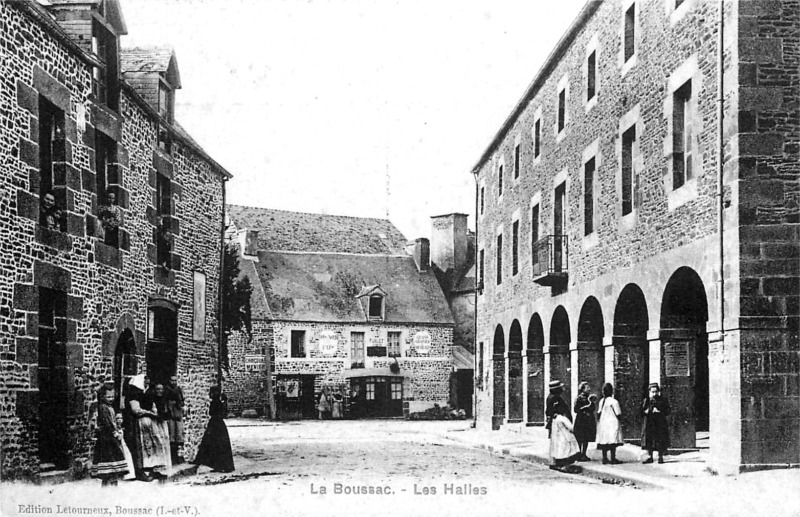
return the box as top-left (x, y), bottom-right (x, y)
top-left (660, 267), bottom-right (709, 448)
top-left (507, 320), bottom-right (524, 422)
top-left (549, 306), bottom-right (571, 405)
top-left (613, 284), bottom-right (649, 439)
top-left (147, 300), bottom-right (178, 387)
top-left (576, 297), bottom-right (605, 398)
top-left (113, 329), bottom-right (138, 412)
top-left (526, 314), bottom-right (545, 424)
top-left (492, 325), bottom-right (505, 430)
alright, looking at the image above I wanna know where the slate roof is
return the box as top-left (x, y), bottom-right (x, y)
top-left (120, 46), bottom-right (181, 87)
top-left (227, 205), bottom-right (409, 255)
top-left (249, 251), bottom-right (454, 325)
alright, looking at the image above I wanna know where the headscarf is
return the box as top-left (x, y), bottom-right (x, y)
top-left (129, 374), bottom-right (146, 392)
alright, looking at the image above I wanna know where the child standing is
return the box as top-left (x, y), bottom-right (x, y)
top-left (116, 413), bottom-right (137, 480)
top-left (91, 385), bottom-right (129, 486)
top-left (596, 383), bottom-right (624, 464)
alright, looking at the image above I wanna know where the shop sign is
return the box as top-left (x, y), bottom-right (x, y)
top-left (413, 331), bottom-right (432, 355)
top-left (318, 331), bottom-right (338, 356)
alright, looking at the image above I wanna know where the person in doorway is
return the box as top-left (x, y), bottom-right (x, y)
top-left (573, 381), bottom-right (597, 461)
top-left (194, 386), bottom-right (235, 473)
top-left (331, 389), bottom-right (344, 419)
top-left (596, 383), bottom-right (624, 464)
top-left (317, 388), bottom-right (332, 420)
top-left (90, 384), bottom-right (129, 486)
top-left (546, 380), bottom-right (579, 470)
top-left (127, 375), bottom-right (171, 481)
top-left (116, 412), bottom-right (137, 480)
top-left (641, 383), bottom-right (671, 464)
top-left (166, 375), bottom-right (185, 463)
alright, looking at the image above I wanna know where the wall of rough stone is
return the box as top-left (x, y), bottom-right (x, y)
top-left (227, 320), bottom-right (454, 414)
top-left (0, 2), bottom-right (225, 480)
top-left (226, 320), bottom-right (272, 416)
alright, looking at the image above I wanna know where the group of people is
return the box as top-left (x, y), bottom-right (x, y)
top-left (547, 380), bottom-right (671, 470)
top-left (316, 387), bottom-right (345, 420)
top-left (90, 375), bottom-right (234, 486)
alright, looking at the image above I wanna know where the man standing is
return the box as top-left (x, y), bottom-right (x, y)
top-left (166, 375), bottom-right (185, 464)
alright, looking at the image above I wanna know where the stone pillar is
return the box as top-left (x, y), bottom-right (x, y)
top-left (547, 346), bottom-right (571, 407)
top-left (573, 340), bottom-right (604, 402)
top-left (492, 354), bottom-right (505, 430)
top-left (659, 328), bottom-right (698, 449)
top-left (603, 337), bottom-right (614, 388)
top-left (648, 329), bottom-right (661, 386)
top-left (525, 349), bottom-right (545, 425)
top-left (708, 328), bottom-right (742, 475)
top-left (612, 335), bottom-right (648, 440)
top-left (507, 351), bottom-right (523, 423)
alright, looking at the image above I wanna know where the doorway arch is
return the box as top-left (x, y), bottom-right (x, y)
top-left (508, 320), bottom-right (523, 422)
top-left (660, 267), bottom-right (709, 448)
top-left (113, 329), bottom-right (138, 412)
top-left (549, 306), bottom-right (571, 404)
top-left (613, 284), bottom-right (649, 439)
top-left (526, 314), bottom-right (545, 424)
top-left (576, 296), bottom-right (605, 397)
top-left (492, 325), bottom-right (505, 429)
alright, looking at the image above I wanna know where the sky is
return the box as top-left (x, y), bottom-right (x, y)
top-left (118, 0), bottom-right (588, 240)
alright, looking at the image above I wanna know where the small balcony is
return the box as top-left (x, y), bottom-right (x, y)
top-left (532, 235), bottom-right (568, 286)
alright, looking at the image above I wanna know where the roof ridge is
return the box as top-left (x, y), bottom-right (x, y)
top-left (261, 250), bottom-right (412, 258)
top-left (227, 204), bottom-right (395, 223)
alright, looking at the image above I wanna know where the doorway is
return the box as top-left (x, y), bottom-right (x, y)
top-left (147, 303), bottom-right (177, 387)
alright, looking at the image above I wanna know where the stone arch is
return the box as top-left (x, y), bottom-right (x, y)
top-left (507, 320), bottom-right (524, 422)
top-left (113, 328), bottom-right (138, 412)
top-left (526, 314), bottom-right (545, 424)
top-left (576, 296), bottom-right (605, 398)
top-left (492, 324), bottom-right (505, 429)
top-left (549, 306), bottom-right (571, 404)
top-left (660, 267), bottom-right (709, 447)
top-left (613, 283), bottom-right (649, 439)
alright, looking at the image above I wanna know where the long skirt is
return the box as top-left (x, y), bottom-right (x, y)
top-left (91, 432), bottom-right (128, 478)
top-left (168, 418), bottom-right (185, 444)
top-left (194, 417), bottom-right (235, 472)
top-left (135, 415), bottom-right (172, 473)
top-left (120, 438), bottom-right (136, 480)
top-left (596, 400), bottom-right (623, 449)
top-left (332, 401), bottom-right (343, 419)
top-left (550, 415), bottom-right (580, 461)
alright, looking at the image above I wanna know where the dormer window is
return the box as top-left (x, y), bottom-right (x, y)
top-left (92, 20), bottom-right (118, 109)
top-left (158, 79), bottom-right (173, 122)
top-left (369, 295), bottom-right (384, 319)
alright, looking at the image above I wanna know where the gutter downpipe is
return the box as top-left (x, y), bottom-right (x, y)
top-left (716, 0), bottom-right (726, 352)
top-left (472, 171), bottom-right (479, 428)
top-left (218, 178), bottom-right (227, 388)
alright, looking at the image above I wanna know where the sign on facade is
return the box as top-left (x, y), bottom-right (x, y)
top-left (245, 355), bottom-right (265, 372)
top-left (318, 331), bottom-right (338, 355)
top-left (664, 341), bottom-right (690, 377)
top-left (413, 331), bottom-right (432, 355)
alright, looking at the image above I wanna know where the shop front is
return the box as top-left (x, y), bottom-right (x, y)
top-left (345, 369), bottom-right (404, 418)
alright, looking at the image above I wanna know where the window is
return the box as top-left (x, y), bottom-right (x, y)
top-left (291, 330), bottom-right (306, 358)
top-left (622, 126), bottom-right (636, 216)
top-left (350, 332), bottom-right (365, 367)
top-left (534, 119), bottom-right (541, 158)
top-left (391, 380), bottom-right (403, 400)
top-left (368, 295), bottom-right (383, 319)
top-left (514, 144), bottom-right (520, 179)
top-left (554, 183), bottom-right (566, 272)
top-left (480, 186), bottom-right (485, 215)
top-left (158, 124), bottom-right (172, 154)
top-left (624, 3), bottom-right (636, 62)
top-left (673, 80), bottom-right (692, 189)
top-left (584, 157), bottom-right (595, 235)
top-left (477, 342), bottom-right (484, 390)
top-left (531, 204), bottom-right (540, 267)
top-left (95, 132), bottom-right (120, 247)
top-left (155, 172), bottom-right (172, 267)
top-left (387, 332), bottom-right (402, 357)
top-left (158, 80), bottom-right (172, 121)
top-left (587, 51), bottom-right (596, 101)
top-left (557, 88), bottom-right (566, 133)
top-left (478, 249), bottom-right (485, 288)
top-left (498, 164), bottom-right (504, 197)
top-left (38, 97), bottom-right (66, 232)
top-left (512, 220), bottom-right (519, 276)
top-left (496, 234), bottom-right (503, 285)
top-left (365, 379), bottom-right (375, 400)
top-left (91, 20), bottom-right (117, 108)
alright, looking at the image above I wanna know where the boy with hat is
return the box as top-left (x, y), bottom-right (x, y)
top-left (641, 383), bottom-right (671, 464)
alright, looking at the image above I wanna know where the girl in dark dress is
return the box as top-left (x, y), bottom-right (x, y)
top-left (641, 383), bottom-right (671, 464)
top-left (573, 381), bottom-right (597, 461)
top-left (91, 385), bottom-right (129, 486)
top-left (194, 386), bottom-right (235, 473)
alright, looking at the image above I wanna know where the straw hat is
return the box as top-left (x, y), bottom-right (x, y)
top-left (548, 380), bottom-right (564, 390)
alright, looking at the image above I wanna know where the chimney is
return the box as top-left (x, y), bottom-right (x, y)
top-left (237, 229), bottom-right (259, 259)
top-left (412, 238), bottom-right (430, 272)
top-left (430, 213), bottom-right (469, 274)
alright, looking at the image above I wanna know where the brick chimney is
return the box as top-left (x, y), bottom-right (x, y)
top-left (430, 213), bottom-right (469, 274)
top-left (412, 238), bottom-right (430, 272)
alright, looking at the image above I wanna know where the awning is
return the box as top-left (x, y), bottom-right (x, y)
top-left (343, 368), bottom-right (404, 379)
top-left (452, 345), bottom-right (475, 371)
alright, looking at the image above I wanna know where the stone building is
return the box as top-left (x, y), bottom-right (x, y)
top-left (0, 0), bottom-right (230, 480)
top-left (472, 0), bottom-right (798, 474)
top-left (225, 206), bottom-right (456, 419)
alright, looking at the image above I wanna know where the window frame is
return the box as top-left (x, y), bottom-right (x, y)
top-left (290, 330), bottom-right (306, 358)
top-left (496, 233), bottom-right (503, 286)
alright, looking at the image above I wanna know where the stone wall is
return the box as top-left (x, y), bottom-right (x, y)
top-left (0, 1), bottom-right (226, 480)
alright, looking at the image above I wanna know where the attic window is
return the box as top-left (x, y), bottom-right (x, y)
top-left (368, 295), bottom-right (384, 319)
top-left (158, 79), bottom-right (173, 122)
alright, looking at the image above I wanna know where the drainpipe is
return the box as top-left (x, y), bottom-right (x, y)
top-left (472, 171), bottom-right (479, 428)
top-left (217, 178), bottom-right (227, 387)
top-left (716, 0), bottom-right (726, 352)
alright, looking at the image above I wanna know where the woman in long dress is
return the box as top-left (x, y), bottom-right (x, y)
top-left (573, 381), bottom-right (597, 461)
top-left (194, 386), bottom-right (235, 473)
top-left (596, 382), bottom-right (624, 464)
top-left (546, 380), bottom-right (580, 469)
top-left (91, 385), bottom-right (129, 486)
top-left (127, 374), bottom-right (171, 481)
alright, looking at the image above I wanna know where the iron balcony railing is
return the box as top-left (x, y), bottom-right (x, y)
top-left (532, 234), bottom-right (568, 284)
